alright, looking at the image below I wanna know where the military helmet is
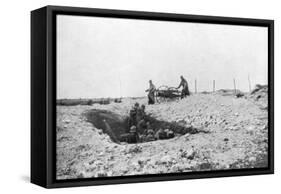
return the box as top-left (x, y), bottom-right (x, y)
top-left (164, 129), bottom-right (170, 133)
top-left (130, 125), bottom-right (137, 133)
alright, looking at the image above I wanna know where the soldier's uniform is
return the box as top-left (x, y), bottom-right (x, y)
top-left (146, 81), bottom-right (156, 104)
top-left (155, 128), bottom-right (166, 140)
top-left (136, 104), bottom-right (147, 134)
top-left (137, 119), bottom-right (146, 134)
top-left (128, 108), bottom-right (137, 127)
top-left (165, 129), bottom-right (175, 139)
top-left (128, 126), bottom-right (139, 143)
top-left (128, 103), bottom-right (140, 130)
top-left (177, 77), bottom-right (190, 98)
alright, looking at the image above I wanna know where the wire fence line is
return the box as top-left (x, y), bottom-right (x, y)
top-left (192, 75), bottom-right (253, 94)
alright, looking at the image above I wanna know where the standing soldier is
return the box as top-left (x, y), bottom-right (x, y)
top-left (140, 104), bottom-right (146, 119)
top-left (136, 104), bottom-right (146, 134)
top-left (145, 80), bottom-right (156, 104)
top-left (177, 75), bottom-right (190, 98)
top-left (136, 104), bottom-right (145, 123)
top-left (128, 126), bottom-right (139, 143)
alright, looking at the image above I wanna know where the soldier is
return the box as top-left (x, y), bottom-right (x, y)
top-left (136, 104), bottom-right (145, 123)
top-left (128, 102), bottom-right (139, 130)
top-left (177, 75), bottom-right (190, 98)
top-left (136, 104), bottom-right (147, 134)
top-left (128, 125), bottom-right (139, 143)
top-left (145, 129), bottom-right (155, 142)
top-left (165, 129), bottom-right (175, 139)
top-left (145, 80), bottom-right (156, 104)
top-left (137, 119), bottom-right (146, 134)
top-left (141, 121), bottom-right (149, 136)
top-left (141, 104), bottom-right (146, 119)
top-left (155, 128), bottom-right (166, 140)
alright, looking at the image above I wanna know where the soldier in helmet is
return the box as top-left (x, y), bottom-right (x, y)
top-left (165, 129), bottom-right (175, 139)
top-left (155, 128), bottom-right (166, 140)
top-left (145, 80), bottom-right (156, 104)
top-left (177, 75), bottom-right (190, 98)
top-left (128, 102), bottom-right (140, 131)
top-left (141, 104), bottom-right (146, 115)
top-left (145, 129), bottom-right (155, 142)
top-left (136, 104), bottom-right (145, 123)
top-left (136, 104), bottom-right (147, 134)
top-left (128, 125), bottom-right (139, 143)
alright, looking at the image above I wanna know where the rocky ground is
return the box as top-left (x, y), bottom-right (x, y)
top-left (56, 87), bottom-right (268, 180)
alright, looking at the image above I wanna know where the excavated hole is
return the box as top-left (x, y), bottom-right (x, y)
top-left (85, 109), bottom-right (203, 144)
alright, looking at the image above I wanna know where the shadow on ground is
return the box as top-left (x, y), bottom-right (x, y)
top-left (84, 109), bottom-right (206, 143)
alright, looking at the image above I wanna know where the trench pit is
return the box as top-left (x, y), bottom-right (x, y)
top-left (85, 109), bottom-right (202, 144)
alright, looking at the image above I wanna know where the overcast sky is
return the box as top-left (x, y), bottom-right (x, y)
top-left (57, 15), bottom-right (268, 99)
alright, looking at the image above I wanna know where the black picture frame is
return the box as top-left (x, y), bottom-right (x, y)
top-left (31, 5), bottom-right (274, 188)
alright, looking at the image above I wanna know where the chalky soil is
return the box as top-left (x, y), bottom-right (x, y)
top-left (56, 91), bottom-right (268, 179)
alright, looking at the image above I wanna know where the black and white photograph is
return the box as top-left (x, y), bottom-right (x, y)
top-left (56, 14), bottom-right (269, 180)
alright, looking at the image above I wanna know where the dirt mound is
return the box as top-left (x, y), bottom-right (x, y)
top-left (215, 89), bottom-right (244, 97)
top-left (249, 85), bottom-right (268, 109)
top-left (250, 84), bottom-right (268, 100)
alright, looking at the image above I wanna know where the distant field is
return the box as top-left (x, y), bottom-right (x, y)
top-left (57, 97), bottom-right (145, 106)
top-left (57, 98), bottom-right (113, 106)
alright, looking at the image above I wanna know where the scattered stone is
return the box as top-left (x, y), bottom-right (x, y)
top-left (77, 172), bottom-right (85, 178)
top-left (97, 129), bottom-right (103, 135)
top-left (96, 171), bottom-right (107, 177)
top-left (180, 149), bottom-right (195, 160)
top-left (107, 171), bottom-right (113, 176)
top-left (128, 146), bottom-right (142, 154)
top-left (109, 156), bottom-right (114, 160)
top-left (246, 126), bottom-right (255, 135)
top-left (64, 119), bottom-right (71, 124)
top-left (138, 158), bottom-right (148, 166)
top-left (248, 156), bottom-right (256, 162)
top-left (199, 162), bottom-right (212, 170)
top-left (176, 119), bottom-right (186, 123)
top-left (159, 155), bottom-right (173, 165)
top-left (171, 165), bottom-right (179, 172)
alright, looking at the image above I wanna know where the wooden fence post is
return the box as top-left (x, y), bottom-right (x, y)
top-left (248, 74), bottom-right (251, 92)
top-left (233, 78), bottom-right (237, 94)
top-left (195, 79), bottom-right (197, 94)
